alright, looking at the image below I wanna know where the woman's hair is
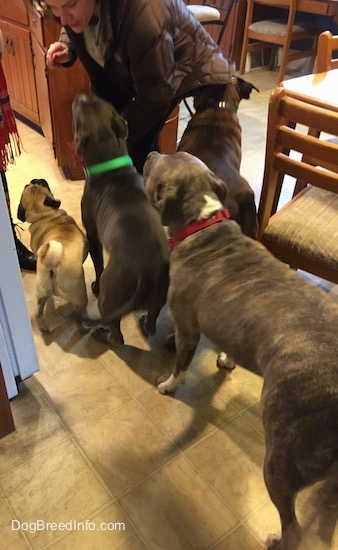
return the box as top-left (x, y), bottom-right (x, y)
top-left (22, 1), bottom-right (48, 13)
top-left (23, 0), bottom-right (101, 18)
top-left (23, 0), bottom-right (100, 8)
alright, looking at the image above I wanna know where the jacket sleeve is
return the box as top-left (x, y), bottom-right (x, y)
top-left (121, 3), bottom-right (176, 144)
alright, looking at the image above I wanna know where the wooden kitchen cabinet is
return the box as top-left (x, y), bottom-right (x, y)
top-left (0, 0), bottom-right (89, 180)
top-left (0, 0), bottom-right (27, 26)
top-left (0, 18), bottom-right (39, 124)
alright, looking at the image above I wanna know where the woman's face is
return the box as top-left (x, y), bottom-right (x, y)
top-left (46, 0), bottom-right (97, 32)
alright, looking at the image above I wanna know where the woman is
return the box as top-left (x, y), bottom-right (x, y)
top-left (0, 30), bottom-right (36, 271)
top-left (40, 0), bottom-right (234, 173)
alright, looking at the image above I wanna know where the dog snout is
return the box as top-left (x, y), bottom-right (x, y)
top-left (30, 178), bottom-right (51, 192)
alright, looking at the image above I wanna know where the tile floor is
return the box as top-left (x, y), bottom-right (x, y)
top-left (1, 67), bottom-right (337, 550)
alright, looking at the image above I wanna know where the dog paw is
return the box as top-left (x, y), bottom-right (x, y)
top-left (36, 319), bottom-right (50, 334)
top-left (93, 327), bottom-right (124, 346)
top-left (76, 321), bottom-right (91, 334)
top-left (81, 319), bottom-right (93, 332)
top-left (157, 373), bottom-right (185, 394)
top-left (138, 313), bottom-right (156, 337)
top-left (217, 352), bottom-right (236, 371)
top-left (265, 534), bottom-right (282, 549)
top-left (158, 380), bottom-right (174, 395)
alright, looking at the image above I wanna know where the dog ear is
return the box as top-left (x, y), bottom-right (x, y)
top-left (236, 77), bottom-right (259, 99)
top-left (17, 204), bottom-right (26, 222)
top-left (151, 181), bottom-right (177, 226)
top-left (44, 196), bottom-right (61, 209)
top-left (112, 114), bottom-right (128, 142)
top-left (75, 135), bottom-right (86, 157)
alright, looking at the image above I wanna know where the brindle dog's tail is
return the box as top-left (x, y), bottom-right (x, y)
top-left (80, 271), bottom-right (155, 328)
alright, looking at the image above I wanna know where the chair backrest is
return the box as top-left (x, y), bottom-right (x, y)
top-left (186, 0), bottom-right (236, 46)
top-left (239, 0), bottom-right (318, 82)
top-left (257, 87), bottom-right (338, 282)
top-left (316, 30), bottom-right (338, 73)
top-left (244, 0), bottom-right (297, 25)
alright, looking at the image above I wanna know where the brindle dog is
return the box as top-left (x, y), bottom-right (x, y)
top-left (178, 77), bottom-right (259, 238)
top-left (144, 151), bottom-right (338, 550)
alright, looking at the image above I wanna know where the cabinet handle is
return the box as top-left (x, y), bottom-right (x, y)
top-left (31, 18), bottom-right (37, 28)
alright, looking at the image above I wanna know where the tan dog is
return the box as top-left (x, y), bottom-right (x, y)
top-left (144, 152), bottom-right (338, 550)
top-left (178, 78), bottom-right (259, 239)
top-left (17, 179), bottom-right (88, 333)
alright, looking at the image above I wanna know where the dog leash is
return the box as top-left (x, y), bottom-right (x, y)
top-left (85, 155), bottom-right (133, 176)
top-left (169, 208), bottom-right (231, 249)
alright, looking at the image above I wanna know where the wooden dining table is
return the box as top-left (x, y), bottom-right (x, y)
top-left (297, 0), bottom-right (338, 24)
top-left (281, 68), bottom-right (338, 112)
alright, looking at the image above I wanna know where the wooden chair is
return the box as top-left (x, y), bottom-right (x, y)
top-left (257, 86), bottom-right (338, 283)
top-left (187, 1), bottom-right (221, 25)
top-left (291, 30), bottom-right (338, 197)
top-left (316, 30), bottom-right (338, 72)
top-left (239, 0), bottom-right (319, 83)
top-left (186, 0), bottom-right (236, 46)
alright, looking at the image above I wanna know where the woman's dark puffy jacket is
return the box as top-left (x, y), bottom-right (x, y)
top-left (60, 0), bottom-right (233, 144)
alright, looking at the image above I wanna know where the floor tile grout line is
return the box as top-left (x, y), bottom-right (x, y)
top-left (1, 488), bottom-right (35, 549)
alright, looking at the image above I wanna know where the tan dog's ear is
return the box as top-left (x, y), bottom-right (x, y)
top-left (17, 204), bottom-right (26, 222)
top-left (44, 196), bottom-right (61, 209)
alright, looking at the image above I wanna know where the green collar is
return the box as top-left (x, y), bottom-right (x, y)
top-left (85, 155), bottom-right (133, 176)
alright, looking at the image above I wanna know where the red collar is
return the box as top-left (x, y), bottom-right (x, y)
top-left (169, 208), bottom-right (231, 249)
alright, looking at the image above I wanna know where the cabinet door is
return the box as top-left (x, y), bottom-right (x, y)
top-left (0, 0), bottom-right (28, 26)
top-left (1, 19), bottom-right (39, 124)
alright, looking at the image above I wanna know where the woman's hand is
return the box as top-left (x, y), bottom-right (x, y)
top-left (46, 42), bottom-right (71, 68)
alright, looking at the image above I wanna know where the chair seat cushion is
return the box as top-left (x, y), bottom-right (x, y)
top-left (249, 19), bottom-right (307, 37)
top-left (187, 6), bottom-right (221, 22)
top-left (263, 186), bottom-right (338, 269)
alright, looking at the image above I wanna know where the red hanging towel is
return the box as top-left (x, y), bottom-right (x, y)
top-left (0, 61), bottom-right (21, 171)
